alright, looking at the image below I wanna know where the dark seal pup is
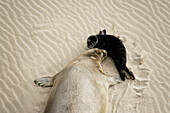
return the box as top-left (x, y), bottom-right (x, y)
top-left (87, 29), bottom-right (135, 81)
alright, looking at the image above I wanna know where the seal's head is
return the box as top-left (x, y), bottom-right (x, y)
top-left (87, 36), bottom-right (99, 49)
top-left (87, 30), bottom-right (106, 49)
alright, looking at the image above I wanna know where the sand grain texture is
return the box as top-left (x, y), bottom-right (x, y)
top-left (0, 0), bottom-right (170, 113)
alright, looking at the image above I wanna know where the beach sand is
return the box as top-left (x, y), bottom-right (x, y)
top-left (0, 0), bottom-right (169, 113)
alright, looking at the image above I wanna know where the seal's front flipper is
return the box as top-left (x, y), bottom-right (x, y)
top-left (34, 76), bottom-right (54, 87)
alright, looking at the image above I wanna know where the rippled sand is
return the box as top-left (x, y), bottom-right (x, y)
top-left (0, 0), bottom-right (170, 113)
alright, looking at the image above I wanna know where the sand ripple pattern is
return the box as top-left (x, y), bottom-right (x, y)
top-left (0, 0), bottom-right (169, 113)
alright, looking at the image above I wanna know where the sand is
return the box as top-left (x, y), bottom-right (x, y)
top-left (0, 0), bottom-right (169, 113)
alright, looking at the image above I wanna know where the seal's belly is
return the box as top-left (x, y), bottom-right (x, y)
top-left (44, 61), bottom-right (108, 113)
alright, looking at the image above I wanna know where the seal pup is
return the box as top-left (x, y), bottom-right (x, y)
top-left (87, 30), bottom-right (135, 81)
top-left (34, 48), bottom-right (121, 113)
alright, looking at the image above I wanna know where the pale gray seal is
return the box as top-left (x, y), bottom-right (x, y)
top-left (34, 48), bottom-right (121, 113)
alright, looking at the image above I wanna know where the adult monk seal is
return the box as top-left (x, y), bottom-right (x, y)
top-left (34, 48), bottom-right (121, 113)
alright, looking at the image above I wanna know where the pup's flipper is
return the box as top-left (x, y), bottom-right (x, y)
top-left (98, 29), bottom-right (106, 35)
top-left (125, 67), bottom-right (135, 80)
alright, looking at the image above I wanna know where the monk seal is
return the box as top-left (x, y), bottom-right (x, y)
top-left (34, 48), bottom-right (121, 113)
top-left (87, 29), bottom-right (135, 81)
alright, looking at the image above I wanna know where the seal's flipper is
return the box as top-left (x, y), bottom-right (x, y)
top-left (34, 76), bottom-right (54, 87)
top-left (99, 30), bottom-right (102, 35)
top-left (125, 67), bottom-right (135, 80)
top-left (99, 29), bottom-right (106, 35)
top-left (90, 56), bottom-right (109, 76)
top-left (102, 29), bottom-right (106, 35)
top-left (96, 62), bottom-right (109, 76)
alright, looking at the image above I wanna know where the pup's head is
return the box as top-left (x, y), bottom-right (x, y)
top-left (87, 36), bottom-right (98, 49)
top-left (87, 30), bottom-right (106, 49)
